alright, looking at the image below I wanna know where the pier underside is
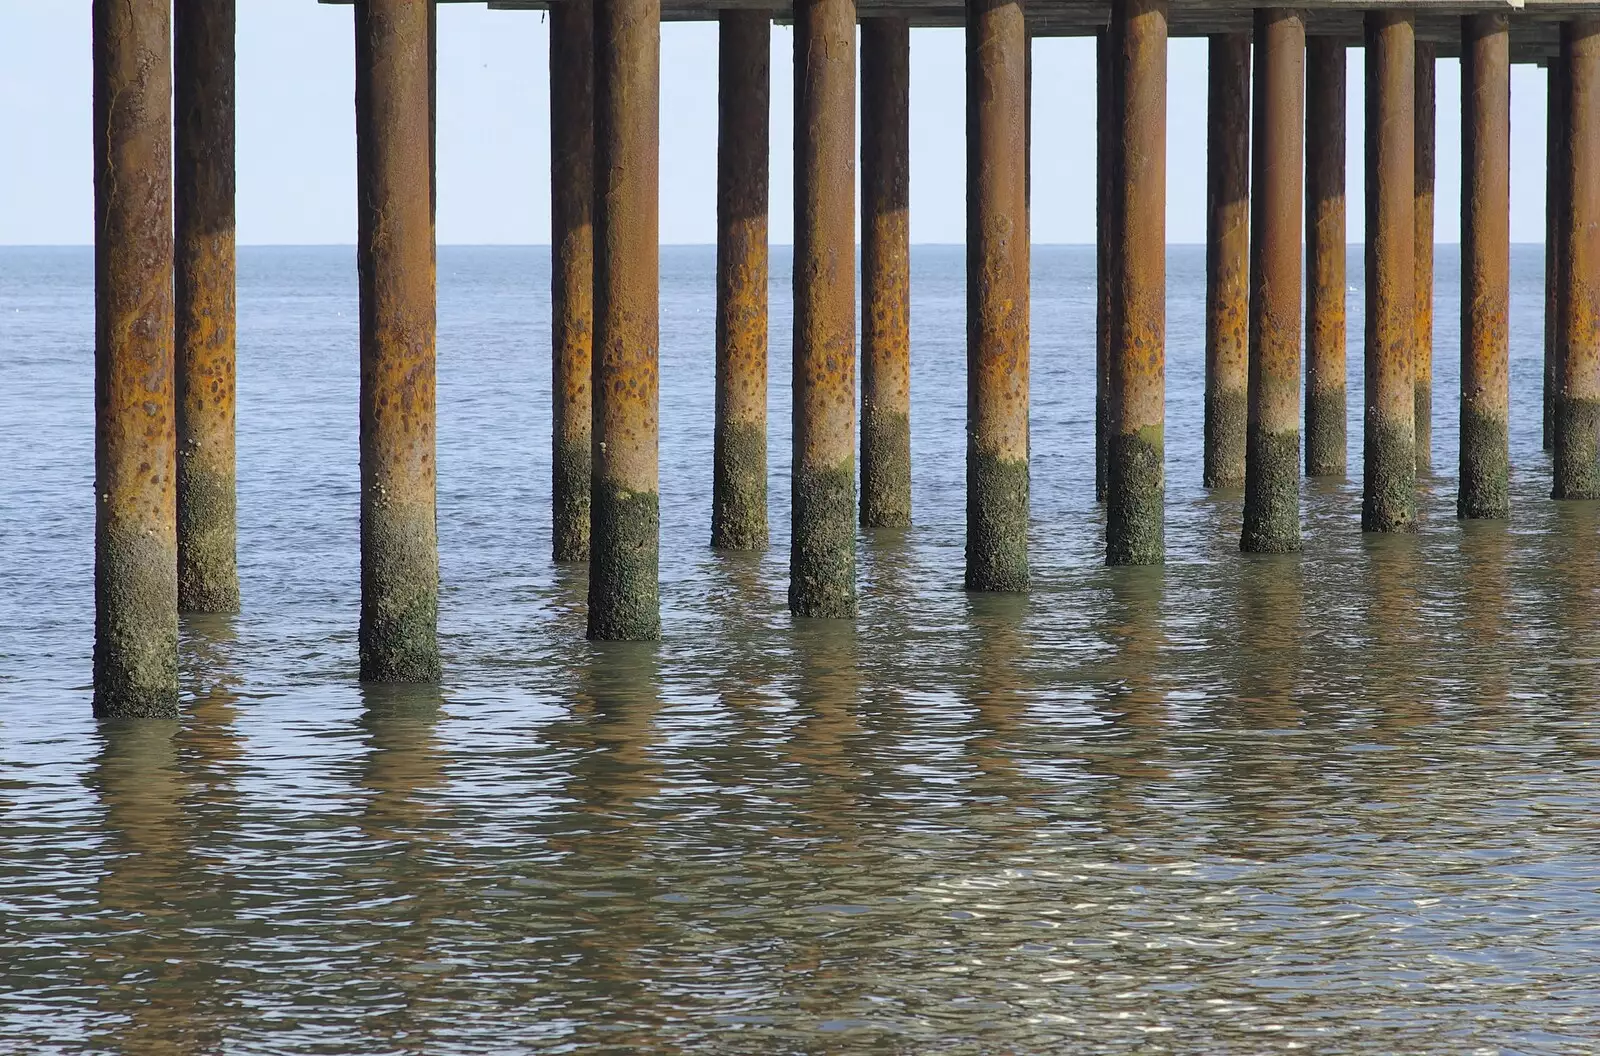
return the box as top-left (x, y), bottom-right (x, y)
top-left (321, 0), bottom-right (1600, 63)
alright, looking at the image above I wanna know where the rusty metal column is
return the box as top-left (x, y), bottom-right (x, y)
top-left (1546, 59), bottom-right (1567, 453)
top-left (1556, 20), bottom-right (1600, 499)
top-left (861, 17), bottom-right (911, 530)
top-left (1305, 37), bottom-right (1347, 477)
top-left (1107, 0), bottom-right (1168, 565)
top-left (1414, 42), bottom-right (1436, 473)
top-left (713, 11), bottom-right (771, 550)
top-left (1362, 12), bottom-right (1416, 532)
top-left (1204, 33), bottom-right (1249, 490)
top-left (791, 0), bottom-right (856, 618)
top-left (174, 0), bottom-right (238, 615)
top-left (93, 0), bottom-right (177, 717)
top-left (356, 0), bottom-right (439, 679)
top-left (966, 0), bottom-right (1029, 591)
top-left (550, 0), bottom-right (594, 562)
top-left (1459, 13), bottom-right (1510, 519)
top-left (1242, 8), bottom-right (1304, 552)
top-left (590, 0), bottom-right (661, 638)
top-left (1095, 28), bottom-right (1112, 504)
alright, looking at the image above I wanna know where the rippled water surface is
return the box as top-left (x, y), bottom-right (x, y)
top-left (3, 246), bottom-right (1598, 1053)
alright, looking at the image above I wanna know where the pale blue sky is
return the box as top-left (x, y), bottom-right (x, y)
top-left (0, 2), bottom-right (1554, 244)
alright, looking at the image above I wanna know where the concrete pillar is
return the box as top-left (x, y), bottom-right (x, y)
top-left (174, 0), bottom-right (238, 615)
top-left (965, 0), bottom-right (1029, 591)
top-left (93, 0), bottom-right (177, 717)
top-left (1414, 42), bottom-right (1436, 473)
top-left (356, 0), bottom-right (439, 679)
top-left (1204, 32), bottom-right (1249, 491)
top-left (1095, 28), bottom-right (1112, 505)
top-left (1555, 20), bottom-right (1600, 499)
top-left (1546, 59), bottom-right (1567, 453)
top-left (1106, 0), bottom-right (1168, 566)
top-left (1242, 8), bottom-right (1304, 552)
top-left (791, 0), bottom-right (857, 618)
top-left (1305, 37), bottom-right (1347, 477)
top-left (1458, 13), bottom-right (1511, 519)
top-left (713, 11), bottom-right (771, 550)
top-left (861, 18), bottom-right (912, 530)
top-left (589, 0), bottom-right (662, 638)
top-left (550, 0), bottom-right (594, 563)
top-left (1362, 12), bottom-right (1416, 533)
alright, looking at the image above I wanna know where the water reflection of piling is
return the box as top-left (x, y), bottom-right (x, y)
top-left (1242, 9), bottom-right (1304, 553)
top-left (1106, 0), bottom-right (1168, 567)
top-left (861, 18), bottom-right (913, 531)
top-left (791, 0), bottom-right (858, 618)
top-left (1555, 20), bottom-right (1600, 500)
top-left (1304, 38), bottom-right (1347, 479)
top-left (1203, 32), bottom-right (1249, 492)
top-left (1459, 13), bottom-right (1511, 520)
top-left (549, 0), bottom-right (594, 563)
top-left (713, 11), bottom-right (771, 552)
top-left (94, 0), bottom-right (178, 718)
top-left (589, 0), bottom-right (662, 640)
top-left (174, 0), bottom-right (239, 615)
top-left (965, 0), bottom-right (1030, 592)
top-left (1414, 41), bottom-right (1437, 475)
top-left (356, 0), bottom-right (440, 679)
top-left (89, 722), bottom-right (229, 1053)
top-left (1362, 12), bottom-right (1417, 533)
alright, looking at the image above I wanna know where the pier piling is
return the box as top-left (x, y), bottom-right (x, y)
top-left (1095, 29), bottom-right (1112, 505)
top-left (790, 0), bottom-right (857, 618)
top-left (1362, 11), bottom-right (1417, 533)
top-left (93, 0), bottom-right (178, 717)
top-left (1204, 32), bottom-right (1249, 492)
top-left (1305, 37), bottom-right (1347, 478)
top-left (174, 0), bottom-right (239, 615)
top-left (1546, 59), bottom-right (1567, 454)
top-left (1555, 20), bottom-right (1600, 500)
top-left (1106, 0), bottom-right (1168, 566)
top-left (550, 0), bottom-right (594, 563)
top-left (589, 0), bottom-right (662, 639)
top-left (1458, 13), bottom-right (1510, 520)
top-left (1241, 7), bottom-right (1304, 553)
top-left (712, 11), bottom-right (771, 551)
top-left (861, 17), bottom-right (912, 530)
top-left (966, 0), bottom-right (1030, 591)
top-left (1414, 42), bottom-right (1436, 474)
top-left (356, 0), bottom-right (440, 679)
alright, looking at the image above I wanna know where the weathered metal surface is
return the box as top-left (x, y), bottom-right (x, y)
top-left (550, 0), bottom-right (594, 562)
top-left (966, 0), bottom-right (1030, 591)
top-left (1459, 12), bottom-right (1510, 519)
top-left (1096, 27), bottom-right (1112, 505)
top-left (1362, 10), bottom-right (1416, 532)
top-left (1414, 41), bottom-right (1436, 473)
top-left (590, 0), bottom-right (662, 639)
top-left (861, 17), bottom-right (912, 531)
top-left (1242, 7), bottom-right (1304, 553)
top-left (356, 0), bottom-right (440, 679)
top-left (1203, 32), bottom-right (1249, 491)
top-left (791, 0), bottom-right (857, 618)
top-left (1106, 0), bottom-right (1168, 566)
top-left (1556, 20), bottom-right (1600, 499)
top-left (1305, 36), bottom-right (1347, 478)
top-left (94, 0), bottom-right (178, 718)
top-left (713, 11), bottom-right (771, 551)
top-left (175, 0), bottom-right (239, 615)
